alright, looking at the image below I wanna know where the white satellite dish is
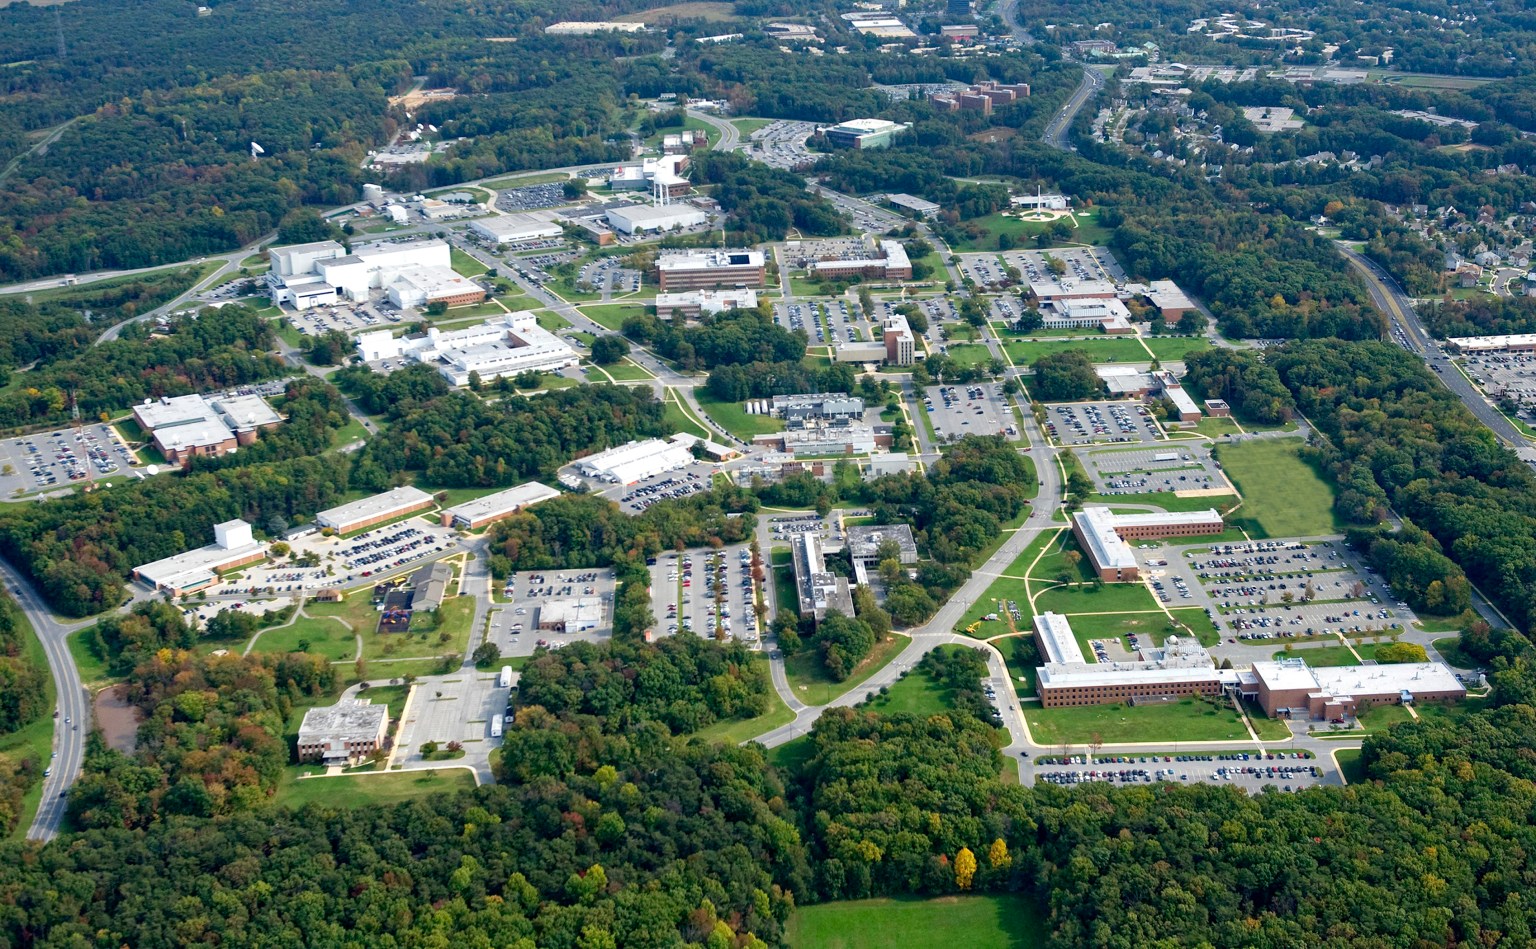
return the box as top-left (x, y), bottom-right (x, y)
top-left (249, 141), bottom-right (265, 158)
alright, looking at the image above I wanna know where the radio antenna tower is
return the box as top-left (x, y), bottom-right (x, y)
top-left (54, 8), bottom-right (66, 60)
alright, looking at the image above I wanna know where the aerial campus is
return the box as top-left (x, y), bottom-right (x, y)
top-left (1, 0), bottom-right (1535, 944)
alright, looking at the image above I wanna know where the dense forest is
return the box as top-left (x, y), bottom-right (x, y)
top-left (347, 384), bottom-right (671, 490)
top-left (0, 305), bottom-right (286, 431)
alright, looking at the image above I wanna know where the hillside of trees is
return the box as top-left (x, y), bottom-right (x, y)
top-left (0, 305), bottom-right (285, 431)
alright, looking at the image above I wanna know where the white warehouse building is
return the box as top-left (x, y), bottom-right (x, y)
top-left (267, 238), bottom-right (475, 310)
top-left (470, 213), bottom-right (563, 245)
top-left (571, 436), bottom-right (696, 484)
top-left (606, 205), bottom-right (708, 235)
top-left (357, 312), bottom-right (579, 386)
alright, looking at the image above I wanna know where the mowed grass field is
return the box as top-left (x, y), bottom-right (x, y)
top-left (1216, 438), bottom-right (1340, 538)
top-left (276, 768), bottom-right (476, 809)
top-left (786, 894), bottom-right (1045, 949)
top-left (1024, 697), bottom-right (1251, 744)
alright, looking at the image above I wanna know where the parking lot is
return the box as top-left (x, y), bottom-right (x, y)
top-left (391, 670), bottom-right (511, 771)
top-left (1144, 539), bottom-right (1416, 643)
top-left (775, 298), bottom-right (874, 346)
top-left (923, 383), bottom-right (1015, 440)
top-left (286, 300), bottom-right (402, 338)
top-left (494, 182), bottom-right (571, 212)
top-left (746, 120), bottom-right (816, 169)
top-left (1080, 442), bottom-right (1227, 494)
top-left (1031, 750), bottom-right (1330, 791)
top-left (648, 544), bottom-right (761, 646)
top-left (1045, 401), bottom-right (1164, 446)
top-left (1459, 349), bottom-right (1536, 413)
top-left (490, 567), bottom-right (616, 656)
top-left (576, 258), bottom-right (641, 296)
top-left (0, 423), bottom-right (136, 497)
top-left (1000, 246), bottom-right (1125, 286)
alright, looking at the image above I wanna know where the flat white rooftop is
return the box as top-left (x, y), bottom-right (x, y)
top-left (317, 486), bottom-right (434, 529)
top-left (657, 249), bottom-right (764, 271)
top-left (443, 482), bottom-right (560, 524)
top-left (1449, 334), bottom-right (1536, 351)
top-left (1107, 509), bottom-right (1223, 529)
top-left (1074, 507), bottom-right (1138, 571)
top-left (134, 537), bottom-right (267, 592)
top-left (1034, 611), bottom-right (1086, 665)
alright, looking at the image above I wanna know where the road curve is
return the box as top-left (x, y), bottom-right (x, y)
top-left (0, 557), bottom-right (91, 842)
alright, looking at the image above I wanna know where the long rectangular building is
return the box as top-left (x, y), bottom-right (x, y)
top-left (133, 519), bottom-right (267, 595)
top-left (1033, 611), bottom-right (1224, 707)
top-left (572, 436), bottom-right (695, 484)
top-left (656, 250), bottom-right (766, 291)
top-left (792, 531), bottom-right (853, 621)
top-left (1072, 506), bottom-right (1224, 581)
top-left (1245, 658), bottom-right (1465, 720)
top-left (317, 486), bottom-right (435, 534)
top-left (440, 481), bottom-right (560, 530)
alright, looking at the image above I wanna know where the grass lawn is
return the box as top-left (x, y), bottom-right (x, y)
top-left (276, 768), bottom-right (476, 809)
top-left (1035, 582), bottom-right (1160, 615)
top-left (783, 633), bottom-right (909, 706)
top-left (998, 637), bottom-right (1039, 696)
top-left (449, 248), bottom-right (489, 278)
top-left (1064, 610), bottom-right (1171, 653)
top-left (693, 663), bottom-right (795, 744)
top-left (581, 304), bottom-right (646, 332)
top-left (944, 343), bottom-right (994, 368)
top-left (253, 616), bottom-right (357, 661)
top-left (0, 609), bottom-right (57, 839)
top-left (535, 310), bottom-right (572, 332)
top-left (303, 591), bottom-right (474, 664)
top-left (948, 207), bottom-right (1114, 253)
top-left (772, 564), bottom-right (798, 620)
top-left (481, 171), bottom-right (570, 189)
top-left (1025, 697), bottom-right (1251, 744)
top-left (1247, 711), bottom-right (1294, 741)
top-left (764, 734), bottom-right (814, 773)
top-left (1143, 335), bottom-right (1210, 362)
top-left (1085, 490), bottom-right (1237, 513)
top-left (1028, 531), bottom-right (1094, 583)
top-left (596, 358), bottom-right (652, 381)
top-left (1216, 438), bottom-right (1340, 539)
top-left (1194, 416), bottom-right (1245, 439)
top-left (67, 627), bottom-right (114, 688)
top-left (786, 894), bottom-right (1044, 949)
top-left (861, 645), bottom-right (975, 716)
top-left (1008, 337), bottom-right (1150, 365)
top-left (663, 391), bottom-right (710, 439)
top-left (955, 574), bottom-right (1031, 639)
top-left (695, 392), bottom-right (784, 440)
top-left (1271, 643), bottom-right (1363, 667)
top-left (1431, 635), bottom-right (1475, 667)
top-left (1167, 607), bottom-right (1221, 647)
top-left (1334, 747), bottom-right (1367, 784)
top-left (1355, 703), bottom-right (1412, 733)
top-left (730, 117), bottom-right (775, 136)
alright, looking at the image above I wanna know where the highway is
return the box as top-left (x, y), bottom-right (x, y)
top-left (686, 109), bottom-right (739, 152)
top-left (1042, 66), bottom-right (1104, 151)
top-left (0, 558), bottom-right (91, 842)
top-left (1338, 243), bottom-right (1529, 450)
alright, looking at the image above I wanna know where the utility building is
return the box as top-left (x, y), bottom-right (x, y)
top-left (316, 486), bottom-right (435, 534)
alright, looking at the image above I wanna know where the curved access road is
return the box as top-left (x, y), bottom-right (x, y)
top-left (687, 109), bottom-right (740, 152)
top-left (1043, 66), bottom-right (1104, 151)
top-left (1338, 243), bottom-right (1527, 450)
top-left (0, 557), bottom-right (92, 842)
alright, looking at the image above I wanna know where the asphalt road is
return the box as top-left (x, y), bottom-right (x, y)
top-left (1338, 243), bottom-right (1527, 449)
top-left (0, 557), bottom-right (91, 841)
top-left (687, 109), bottom-right (739, 152)
top-left (1043, 67), bottom-right (1103, 151)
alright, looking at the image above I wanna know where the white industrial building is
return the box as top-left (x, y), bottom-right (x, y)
top-left (571, 436), bottom-right (696, 484)
top-left (1042, 297), bottom-right (1134, 333)
top-left (266, 239), bottom-right (481, 310)
top-left (606, 204), bottom-right (708, 235)
top-left (316, 486), bottom-right (436, 534)
top-left (132, 519), bottom-right (268, 596)
top-left (545, 20), bottom-right (645, 33)
top-left (535, 597), bottom-right (606, 632)
top-left (1011, 192), bottom-right (1070, 210)
top-left (133, 393), bottom-right (284, 466)
top-left (608, 155), bottom-right (693, 201)
top-left (470, 213), bottom-right (563, 245)
top-left (356, 312), bottom-right (579, 385)
top-left (440, 481), bottom-right (561, 530)
top-left (654, 288), bottom-right (758, 318)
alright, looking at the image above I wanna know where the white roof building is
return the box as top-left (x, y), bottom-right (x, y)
top-left (132, 519), bottom-right (267, 594)
top-left (546, 20), bottom-right (645, 33)
top-left (470, 213), bottom-right (563, 244)
top-left (356, 312), bottom-right (579, 385)
top-left (1034, 611), bottom-right (1087, 665)
top-left (654, 288), bottom-right (758, 317)
top-left (316, 486), bottom-right (435, 533)
top-left (384, 266), bottom-right (484, 309)
top-left (269, 238), bottom-right (455, 307)
top-left (572, 436), bottom-right (696, 484)
top-left (441, 482), bottom-right (561, 529)
top-left (1074, 506), bottom-right (1139, 575)
top-left (606, 205), bottom-right (708, 235)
